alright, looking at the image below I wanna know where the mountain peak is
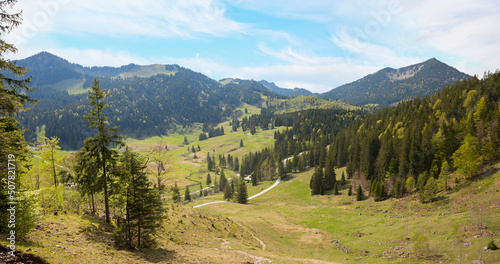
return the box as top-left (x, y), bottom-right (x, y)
top-left (322, 59), bottom-right (471, 106)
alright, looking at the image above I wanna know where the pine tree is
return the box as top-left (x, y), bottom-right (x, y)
top-left (206, 173), bottom-right (212, 186)
top-left (310, 166), bottom-right (324, 195)
top-left (184, 186), bottom-right (191, 201)
top-left (356, 185), bottom-right (363, 201)
top-left (237, 181), bottom-right (248, 204)
top-left (223, 181), bottom-right (233, 200)
top-left (333, 182), bottom-right (339, 195)
top-left (323, 158), bottom-right (336, 191)
top-left (172, 182), bottom-right (180, 202)
top-left (348, 184), bottom-right (352, 196)
top-left (213, 177), bottom-right (219, 193)
top-left (81, 78), bottom-right (124, 223)
top-left (219, 169), bottom-right (227, 191)
top-left (340, 171), bottom-right (346, 185)
top-left (116, 147), bottom-right (166, 248)
top-left (240, 139), bottom-right (244, 147)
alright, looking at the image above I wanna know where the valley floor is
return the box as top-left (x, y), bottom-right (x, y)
top-left (2, 164), bottom-right (499, 264)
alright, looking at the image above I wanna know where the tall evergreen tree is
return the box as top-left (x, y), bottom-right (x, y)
top-left (323, 158), bottom-right (336, 190)
top-left (184, 186), bottom-right (191, 201)
top-left (81, 78), bottom-right (124, 223)
top-left (310, 166), bottom-right (324, 195)
top-left (206, 173), bottom-right (212, 186)
top-left (116, 147), bottom-right (165, 248)
top-left (356, 185), bottom-right (363, 201)
top-left (237, 181), bottom-right (248, 204)
top-left (219, 169), bottom-right (227, 191)
top-left (0, 0), bottom-right (39, 236)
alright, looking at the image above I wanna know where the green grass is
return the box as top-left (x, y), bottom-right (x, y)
top-left (124, 124), bottom-right (282, 192)
top-left (193, 165), bottom-right (500, 263)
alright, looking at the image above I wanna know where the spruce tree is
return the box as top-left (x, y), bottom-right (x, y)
top-left (172, 182), bottom-right (180, 202)
top-left (333, 182), bottom-right (339, 195)
top-left (0, 10), bottom-right (38, 234)
top-left (356, 185), bottom-right (363, 201)
top-left (341, 171), bottom-right (346, 185)
top-left (348, 184), bottom-right (352, 196)
top-left (81, 78), bottom-right (124, 223)
top-left (184, 186), bottom-right (191, 201)
top-left (223, 181), bottom-right (233, 200)
top-left (116, 147), bottom-right (166, 248)
top-left (310, 166), bottom-right (324, 195)
top-left (323, 159), bottom-right (336, 191)
top-left (206, 173), bottom-right (212, 186)
top-left (237, 181), bottom-right (248, 204)
top-left (219, 169), bottom-right (227, 191)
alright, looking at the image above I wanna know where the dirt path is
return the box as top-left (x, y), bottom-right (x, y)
top-left (192, 176), bottom-right (281, 208)
top-left (237, 223), bottom-right (266, 250)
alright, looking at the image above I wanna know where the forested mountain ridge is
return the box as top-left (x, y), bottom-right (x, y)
top-left (258, 80), bottom-right (315, 97)
top-left (325, 71), bottom-right (500, 200)
top-left (8, 51), bottom-right (180, 90)
top-left (17, 55), bottom-right (284, 150)
top-left (322, 58), bottom-right (471, 106)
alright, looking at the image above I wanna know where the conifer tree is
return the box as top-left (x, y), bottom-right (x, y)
top-left (439, 160), bottom-right (450, 191)
top-left (219, 169), bottom-right (227, 191)
top-left (81, 78), bottom-right (124, 223)
top-left (333, 182), bottom-right (339, 195)
top-left (323, 158), bottom-right (336, 191)
top-left (348, 184), bottom-right (352, 196)
top-left (184, 186), bottom-right (191, 201)
top-left (116, 147), bottom-right (166, 248)
top-left (237, 181), bottom-right (248, 204)
top-left (310, 166), bottom-right (324, 195)
top-left (223, 181), bottom-right (233, 200)
top-left (172, 182), bottom-right (180, 202)
top-left (213, 177), bottom-right (219, 193)
top-left (206, 173), bottom-right (212, 186)
top-left (356, 185), bottom-right (363, 201)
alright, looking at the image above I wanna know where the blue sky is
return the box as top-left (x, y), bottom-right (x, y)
top-left (6, 0), bottom-right (500, 93)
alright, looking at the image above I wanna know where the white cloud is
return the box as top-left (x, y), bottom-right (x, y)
top-left (391, 0), bottom-right (500, 75)
top-left (7, 0), bottom-right (248, 46)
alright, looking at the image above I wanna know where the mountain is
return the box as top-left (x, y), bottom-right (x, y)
top-left (16, 52), bottom-right (283, 149)
top-left (10, 52), bottom-right (180, 91)
top-left (258, 80), bottom-right (315, 97)
top-left (322, 58), bottom-right (471, 106)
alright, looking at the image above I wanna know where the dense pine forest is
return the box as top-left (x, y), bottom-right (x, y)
top-left (18, 70), bottom-right (283, 149)
top-left (247, 71), bottom-right (500, 201)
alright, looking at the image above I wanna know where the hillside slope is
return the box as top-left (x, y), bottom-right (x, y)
top-left (322, 58), bottom-right (471, 106)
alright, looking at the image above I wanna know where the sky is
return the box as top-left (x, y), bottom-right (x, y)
top-left (5, 0), bottom-right (500, 93)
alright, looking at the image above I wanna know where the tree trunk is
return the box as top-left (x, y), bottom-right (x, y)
top-left (103, 161), bottom-right (110, 223)
top-left (51, 150), bottom-right (57, 186)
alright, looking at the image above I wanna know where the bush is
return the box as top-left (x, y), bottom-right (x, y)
top-left (413, 235), bottom-right (430, 258)
top-left (487, 240), bottom-right (498, 250)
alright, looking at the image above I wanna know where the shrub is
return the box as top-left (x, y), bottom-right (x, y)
top-left (487, 240), bottom-right (498, 250)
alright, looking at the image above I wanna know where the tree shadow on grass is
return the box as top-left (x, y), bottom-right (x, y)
top-left (80, 215), bottom-right (178, 263)
top-left (282, 174), bottom-right (296, 181)
top-left (80, 214), bottom-right (115, 246)
top-left (134, 247), bottom-right (177, 263)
